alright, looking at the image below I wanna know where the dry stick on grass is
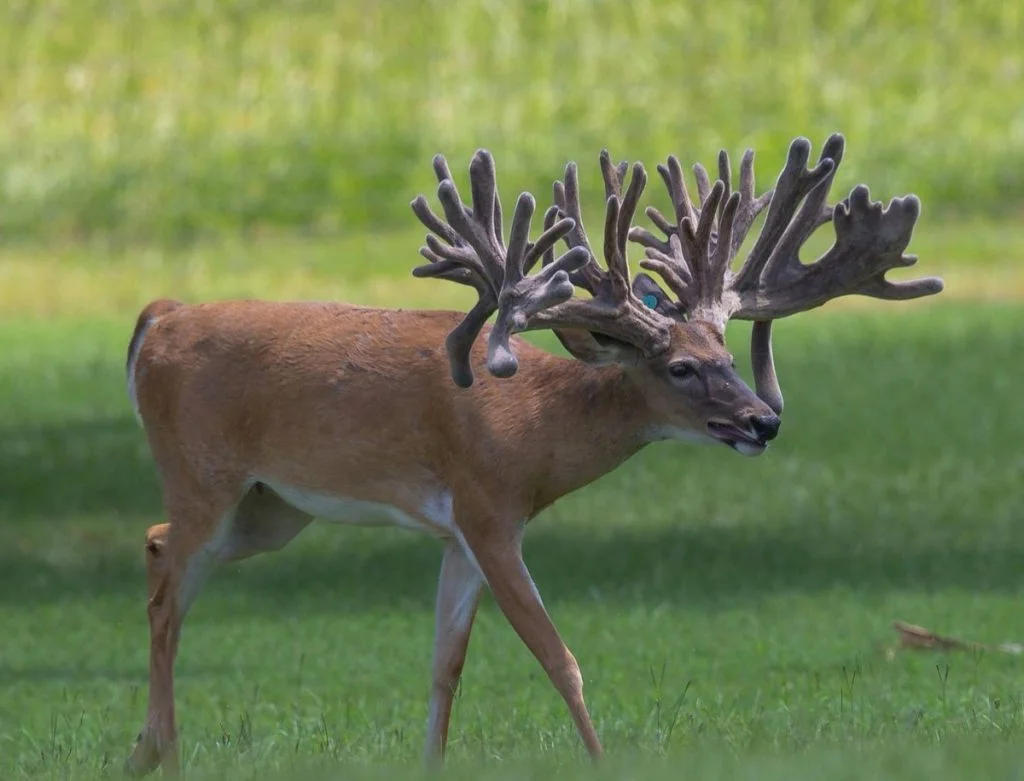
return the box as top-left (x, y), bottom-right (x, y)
top-left (888, 620), bottom-right (1024, 657)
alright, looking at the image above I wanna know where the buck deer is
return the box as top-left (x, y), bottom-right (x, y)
top-left (123, 134), bottom-right (942, 775)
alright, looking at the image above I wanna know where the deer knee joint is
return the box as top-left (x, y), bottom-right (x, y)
top-left (546, 652), bottom-right (584, 700)
top-left (144, 524), bottom-right (169, 559)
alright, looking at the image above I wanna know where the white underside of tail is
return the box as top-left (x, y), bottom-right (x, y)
top-left (126, 319), bottom-right (155, 424)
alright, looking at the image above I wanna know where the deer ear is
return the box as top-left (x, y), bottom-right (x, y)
top-left (554, 328), bottom-right (641, 367)
top-left (632, 274), bottom-right (686, 320)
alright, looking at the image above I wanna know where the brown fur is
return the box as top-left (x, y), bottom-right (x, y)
top-left (124, 298), bottom-right (774, 775)
top-left (125, 299), bottom-right (183, 371)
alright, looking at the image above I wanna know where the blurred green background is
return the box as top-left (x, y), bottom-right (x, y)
top-left (1, 2), bottom-right (1023, 780)
top-left (1, 0), bottom-right (1022, 245)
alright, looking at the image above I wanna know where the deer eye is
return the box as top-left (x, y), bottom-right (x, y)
top-left (669, 362), bottom-right (697, 380)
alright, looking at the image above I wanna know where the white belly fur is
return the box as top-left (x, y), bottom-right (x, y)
top-left (260, 479), bottom-right (454, 536)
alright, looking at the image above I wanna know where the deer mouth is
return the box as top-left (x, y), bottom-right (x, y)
top-left (706, 421), bottom-right (768, 457)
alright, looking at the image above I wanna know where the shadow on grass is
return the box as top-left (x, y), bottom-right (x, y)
top-left (0, 415), bottom-right (161, 523)
top-left (2, 515), bottom-right (1022, 614)
top-left (0, 661), bottom-right (244, 687)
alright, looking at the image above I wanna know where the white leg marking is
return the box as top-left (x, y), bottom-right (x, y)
top-left (176, 509), bottom-right (237, 614)
top-left (425, 544), bottom-right (484, 749)
top-left (438, 548), bottom-right (483, 635)
top-left (420, 490), bottom-right (455, 532)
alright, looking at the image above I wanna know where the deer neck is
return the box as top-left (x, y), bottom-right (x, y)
top-left (517, 357), bottom-right (652, 514)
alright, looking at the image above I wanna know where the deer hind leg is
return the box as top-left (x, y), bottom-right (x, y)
top-left (125, 523), bottom-right (173, 777)
top-left (126, 481), bottom-right (313, 777)
top-left (424, 542), bottom-right (484, 764)
top-left (126, 482), bottom-right (246, 778)
top-left (462, 525), bottom-right (603, 760)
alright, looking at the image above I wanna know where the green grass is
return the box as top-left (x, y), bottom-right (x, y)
top-left (3, 215), bottom-right (1024, 322)
top-left (1, 0), bottom-right (1022, 244)
top-left (3, 4), bottom-right (1024, 775)
top-left (1, 258), bottom-right (1023, 779)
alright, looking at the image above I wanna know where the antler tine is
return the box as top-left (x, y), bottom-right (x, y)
top-left (412, 149), bottom-right (589, 387)
top-left (463, 152), bottom-right (504, 283)
top-left (718, 149), bottom-right (731, 194)
top-left (628, 155), bottom-right (696, 259)
top-left (597, 149), bottom-right (641, 299)
top-left (633, 237), bottom-right (692, 305)
top-left (685, 180), bottom-right (725, 300)
top-left (492, 185), bottom-right (506, 254)
top-left (598, 150), bottom-right (630, 200)
top-left (553, 162), bottom-right (605, 292)
top-left (715, 149), bottom-right (733, 227)
top-left (732, 136), bottom-right (838, 290)
top-left (536, 205), bottom-right (561, 273)
top-left (731, 149), bottom-right (774, 255)
top-left (469, 149), bottom-right (511, 256)
top-left (709, 190), bottom-right (741, 293)
top-left (432, 154), bottom-right (454, 185)
top-left (413, 187), bottom-right (484, 292)
top-left (692, 163), bottom-right (713, 209)
top-left (750, 320), bottom-right (783, 415)
top-left (628, 148), bottom-right (733, 323)
top-left (413, 156), bottom-right (462, 248)
top-left (532, 153), bottom-right (673, 356)
top-left (727, 134), bottom-right (944, 321)
top-left (553, 152), bottom-right (654, 304)
top-left (485, 193), bottom-right (588, 378)
top-left (666, 155), bottom-right (697, 226)
top-left (756, 155), bottom-right (840, 290)
top-left (613, 160), bottom-right (648, 285)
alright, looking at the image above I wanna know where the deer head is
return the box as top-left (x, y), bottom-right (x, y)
top-left (410, 135), bottom-right (943, 456)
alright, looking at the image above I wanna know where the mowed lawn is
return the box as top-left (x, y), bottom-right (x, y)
top-left (1, 232), bottom-right (1023, 780)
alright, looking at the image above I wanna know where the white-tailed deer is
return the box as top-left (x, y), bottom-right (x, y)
top-left (123, 134), bottom-right (942, 775)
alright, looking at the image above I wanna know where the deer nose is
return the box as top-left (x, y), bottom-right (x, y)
top-left (748, 413), bottom-right (781, 442)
